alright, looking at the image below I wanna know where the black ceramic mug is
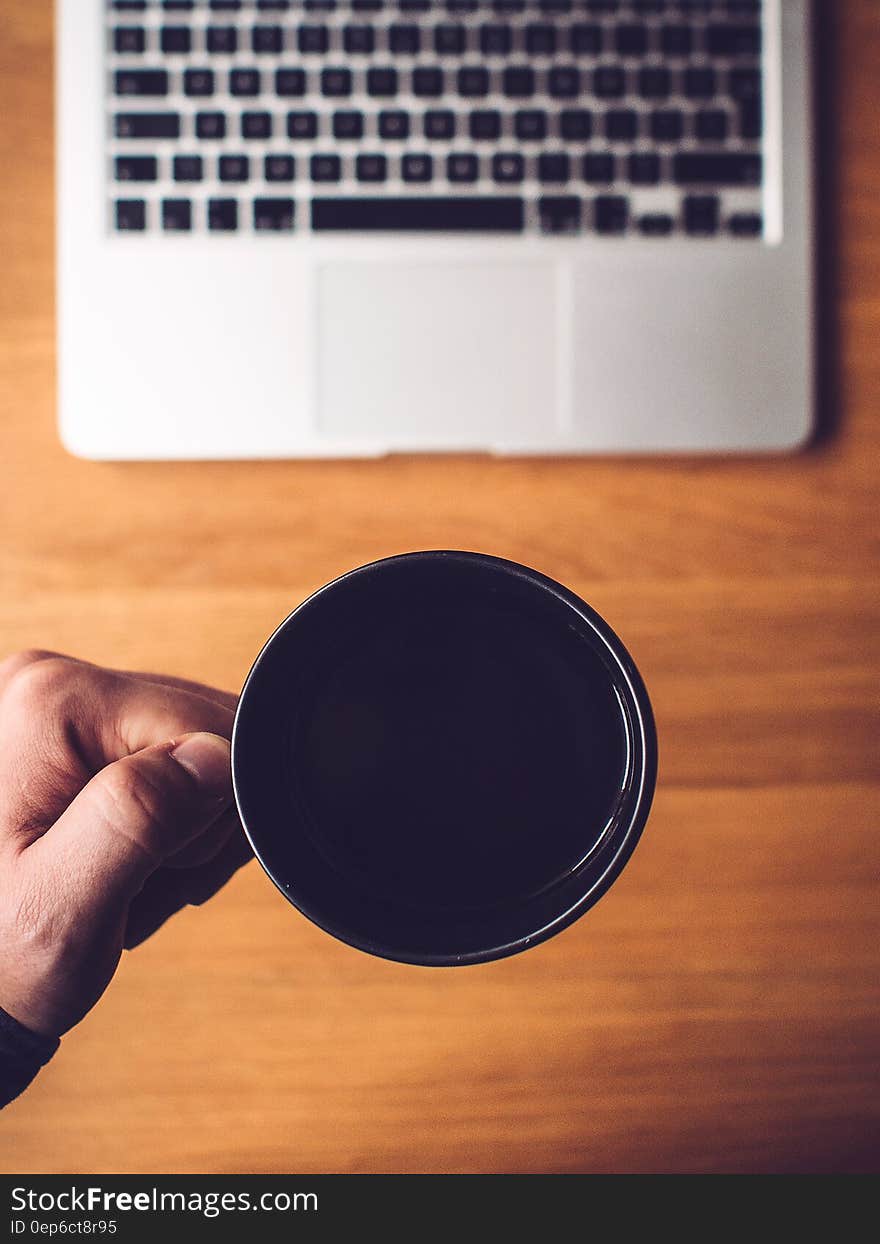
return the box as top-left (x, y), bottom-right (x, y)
top-left (231, 551), bottom-right (656, 966)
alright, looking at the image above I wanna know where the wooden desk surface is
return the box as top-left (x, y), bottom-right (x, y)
top-left (0, 2), bottom-right (877, 1175)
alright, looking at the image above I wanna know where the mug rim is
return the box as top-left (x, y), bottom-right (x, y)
top-left (231, 550), bottom-right (657, 966)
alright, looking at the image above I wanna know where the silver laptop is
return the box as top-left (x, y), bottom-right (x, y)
top-left (56, 0), bottom-right (814, 459)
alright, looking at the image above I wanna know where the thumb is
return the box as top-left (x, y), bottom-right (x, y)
top-left (33, 733), bottom-right (234, 919)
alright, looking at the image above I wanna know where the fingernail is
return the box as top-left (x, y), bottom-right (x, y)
top-left (171, 733), bottom-right (232, 798)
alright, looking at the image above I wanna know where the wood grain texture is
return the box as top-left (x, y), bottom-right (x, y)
top-left (0, 2), bottom-right (877, 1174)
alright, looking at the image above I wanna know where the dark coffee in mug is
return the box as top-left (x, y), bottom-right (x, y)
top-left (232, 552), bottom-right (656, 965)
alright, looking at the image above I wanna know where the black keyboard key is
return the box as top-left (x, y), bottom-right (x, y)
top-left (502, 66), bottom-right (535, 98)
top-left (447, 0), bottom-right (479, 10)
top-left (113, 27), bottom-right (146, 54)
top-left (628, 152), bottom-right (660, 184)
top-left (344, 24), bottom-right (375, 54)
top-left (660, 24), bottom-right (692, 55)
top-left (559, 108), bottom-right (592, 140)
top-left (739, 98), bottom-right (762, 139)
top-left (115, 155), bottom-right (157, 182)
top-left (379, 110), bottom-right (410, 139)
top-left (311, 154), bottom-right (342, 182)
top-left (184, 68), bottom-right (215, 96)
top-left (252, 24), bottom-right (283, 54)
top-left (219, 154), bottom-right (250, 182)
top-left (162, 198), bottom-right (192, 231)
top-left (356, 154), bottom-right (387, 182)
top-left (458, 66), bottom-right (489, 97)
top-left (447, 153), bottom-right (479, 182)
top-left (434, 24), bottom-right (466, 55)
top-left (276, 68), bottom-right (306, 96)
top-left (650, 109), bottom-right (682, 142)
top-left (706, 23), bottom-right (761, 55)
top-left (684, 194), bottom-right (719, 235)
top-left (683, 67), bottom-right (716, 98)
top-left (674, 152), bottom-right (762, 185)
top-left (594, 195), bottom-right (628, 234)
top-left (173, 154), bottom-right (203, 181)
top-left (208, 199), bottom-right (238, 232)
top-left (367, 67), bottom-right (398, 96)
top-left (615, 23), bottom-right (647, 55)
top-left (424, 110), bottom-right (456, 139)
top-left (548, 67), bottom-right (580, 98)
top-left (254, 198), bottom-right (295, 231)
top-left (311, 197), bottom-right (524, 232)
top-left (206, 26), bottom-right (237, 53)
top-left (729, 212), bottom-right (762, 237)
top-left (539, 196), bottom-right (581, 234)
top-left (352, 0), bottom-right (382, 8)
top-left (729, 68), bottom-right (761, 100)
top-left (195, 111), bottom-right (226, 139)
top-left (605, 109), bottom-right (637, 141)
top-left (413, 67), bottom-right (444, 97)
top-left (265, 154), bottom-right (296, 181)
top-left (258, 0), bottom-right (291, 7)
top-left (160, 25), bottom-right (191, 53)
top-left (538, 153), bottom-right (570, 183)
top-left (288, 111), bottom-right (319, 139)
top-left (593, 66), bottom-right (626, 97)
top-left (638, 67), bottom-right (671, 98)
top-left (115, 200), bottom-right (146, 231)
top-left (582, 152), bottom-right (615, 182)
top-left (390, 24), bottom-right (420, 54)
top-left (480, 24), bottom-right (512, 55)
top-left (570, 24), bottom-right (602, 54)
top-left (470, 110), bottom-right (501, 140)
top-left (492, 152), bottom-right (524, 183)
top-left (515, 109), bottom-right (547, 141)
top-left (638, 212), bottom-right (674, 235)
top-left (298, 25), bottom-right (329, 53)
top-left (115, 69), bottom-right (168, 97)
top-left (695, 109), bottom-right (728, 141)
top-left (525, 24), bottom-right (556, 55)
top-left (334, 110), bottom-right (364, 139)
top-left (322, 67), bottom-right (352, 96)
top-left (115, 112), bottom-right (180, 139)
top-left (230, 68), bottom-right (261, 96)
top-left (401, 154), bottom-right (433, 183)
top-left (242, 111), bottom-right (272, 139)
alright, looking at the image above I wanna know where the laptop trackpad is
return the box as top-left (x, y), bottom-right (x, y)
top-left (316, 260), bottom-right (558, 448)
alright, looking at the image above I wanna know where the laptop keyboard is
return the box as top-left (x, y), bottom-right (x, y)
top-left (107, 0), bottom-right (766, 237)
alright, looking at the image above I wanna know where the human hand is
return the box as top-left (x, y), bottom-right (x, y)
top-left (0, 650), bottom-right (252, 1039)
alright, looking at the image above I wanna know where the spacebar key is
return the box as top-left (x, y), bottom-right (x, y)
top-left (311, 197), bottom-right (524, 232)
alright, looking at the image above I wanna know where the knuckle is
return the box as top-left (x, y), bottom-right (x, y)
top-left (0, 648), bottom-right (60, 677)
top-left (0, 649), bottom-right (63, 699)
top-left (92, 759), bottom-right (180, 861)
top-left (2, 653), bottom-right (77, 710)
top-left (101, 761), bottom-right (166, 826)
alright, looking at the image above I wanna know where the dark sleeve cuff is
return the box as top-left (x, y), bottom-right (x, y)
top-left (0, 1004), bottom-right (60, 1108)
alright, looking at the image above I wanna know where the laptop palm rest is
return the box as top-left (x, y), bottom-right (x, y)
top-left (316, 260), bottom-right (559, 449)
